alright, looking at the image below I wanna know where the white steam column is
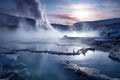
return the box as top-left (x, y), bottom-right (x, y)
top-left (36, 0), bottom-right (53, 30)
top-left (14, 0), bottom-right (53, 30)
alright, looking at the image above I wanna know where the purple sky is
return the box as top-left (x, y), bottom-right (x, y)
top-left (43, 0), bottom-right (120, 24)
top-left (0, 0), bottom-right (120, 24)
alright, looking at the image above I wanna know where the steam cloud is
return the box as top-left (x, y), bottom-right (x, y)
top-left (14, 0), bottom-right (52, 29)
top-left (0, 0), bottom-right (100, 41)
top-left (14, 0), bottom-right (42, 19)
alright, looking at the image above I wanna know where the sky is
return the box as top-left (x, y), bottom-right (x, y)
top-left (43, 0), bottom-right (120, 24)
top-left (0, 0), bottom-right (120, 24)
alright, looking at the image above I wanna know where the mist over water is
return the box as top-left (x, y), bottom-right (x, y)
top-left (0, 22), bottom-right (100, 42)
top-left (0, 0), bottom-right (61, 41)
top-left (65, 23), bottom-right (100, 37)
top-left (0, 0), bottom-right (100, 41)
top-left (0, 1), bottom-right (120, 80)
top-left (0, 0), bottom-right (101, 42)
top-left (66, 30), bottom-right (99, 37)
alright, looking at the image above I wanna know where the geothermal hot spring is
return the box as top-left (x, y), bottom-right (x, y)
top-left (0, 0), bottom-right (120, 80)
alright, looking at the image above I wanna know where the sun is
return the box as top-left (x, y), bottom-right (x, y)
top-left (72, 11), bottom-right (89, 20)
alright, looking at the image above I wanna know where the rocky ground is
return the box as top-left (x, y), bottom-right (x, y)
top-left (109, 47), bottom-right (120, 62)
top-left (0, 48), bottom-right (29, 80)
top-left (61, 60), bottom-right (120, 80)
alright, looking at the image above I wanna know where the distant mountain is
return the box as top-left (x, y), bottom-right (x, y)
top-left (0, 12), bottom-right (36, 31)
top-left (51, 18), bottom-right (120, 32)
top-left (51, 18), bottom-right (120, 31)
top-left (51, 23), bottom-right (71, 31)
top-left (0, 11), bottom-right (119, 32)
top-left (73, 18), bottom-right (120, 31)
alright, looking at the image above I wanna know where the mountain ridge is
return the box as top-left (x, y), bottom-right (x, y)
top-left (52, 18), bottom-right (120, 31)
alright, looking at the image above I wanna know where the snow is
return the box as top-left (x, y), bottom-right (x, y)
top-left (52, 18), bottom-right (120, 35)
top-left (61, 60), bottom-right (120, 80)
top-left (73, 18), bottom-right (120, 31)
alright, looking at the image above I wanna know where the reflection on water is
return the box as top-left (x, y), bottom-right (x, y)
top-left (18, 53), bottom-right (70, 80)
top-left (0, 40), bottom-right (120, 79)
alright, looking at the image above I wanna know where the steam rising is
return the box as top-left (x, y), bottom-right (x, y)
top-left (67, 23), bottom-right (100, 37)
top-left (0, 0), bottom-right (100, 41)
top-left (14, 0), bottom-right (52, 29)
top-left (66, 30), bottom-right (99, 37)
top-left (0, 0), bottom-right (61, 41)
top-left (15, 0), bottom-right (41, 19)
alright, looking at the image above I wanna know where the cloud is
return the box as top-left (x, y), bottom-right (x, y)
top-left (14, 0), bottom-right (43, 19)
top-left (0, 0), bottom-right (15, 9)
top-left (48, 0), bottom-right (120, 23)
top-left (70, 4), bottom-right (94, 10)
top-left (58, 4), bottom-right (95, 10)
top-left (79, 10), bottom-right (120, 21)
top-left (42, 0), bottom-right (70, 13)
top-left (0, 0), bottom-right (119, 24)
top-left (48, 13), bottom-right (79, 24)
top-left (44, 0), bottom-right (69, 5)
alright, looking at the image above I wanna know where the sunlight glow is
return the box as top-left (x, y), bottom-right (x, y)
top-left (72, 11), bottom-right (89, 20)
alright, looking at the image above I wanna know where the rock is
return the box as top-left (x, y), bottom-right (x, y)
top-left (0, 72), bottom-right (15, 79)
top-left (80, 67), bottom-right (100, 76)
top-left (74, 69), bottom-right (86, 76)
top-left (3, 63), bottom-right (26, 71)
top-left (109, 47), bottom-right (120, 62)
top-left (61, 60), bottom-right (120, 80)
top-left (112, 78), bottom-right (120, 80)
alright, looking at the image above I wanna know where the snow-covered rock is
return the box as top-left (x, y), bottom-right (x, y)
top-left (73, 18), bottom-right (120, 31)
top-left (109, 47), bottom-right (120, 61)
top-left (61, 60), bottom-right (120, 80)
top-left (51, 23), bottom-right (71, 31)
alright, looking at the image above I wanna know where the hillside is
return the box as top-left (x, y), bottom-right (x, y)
top-left (52, 18), bottom-right (120, 33)
top-left (0, 12), bottom-right (36, 30)
top-left (73, 18), bottom-right (120, 31)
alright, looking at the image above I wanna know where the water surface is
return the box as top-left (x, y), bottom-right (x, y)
top-left (0, 40), bottom-right (120, 79)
